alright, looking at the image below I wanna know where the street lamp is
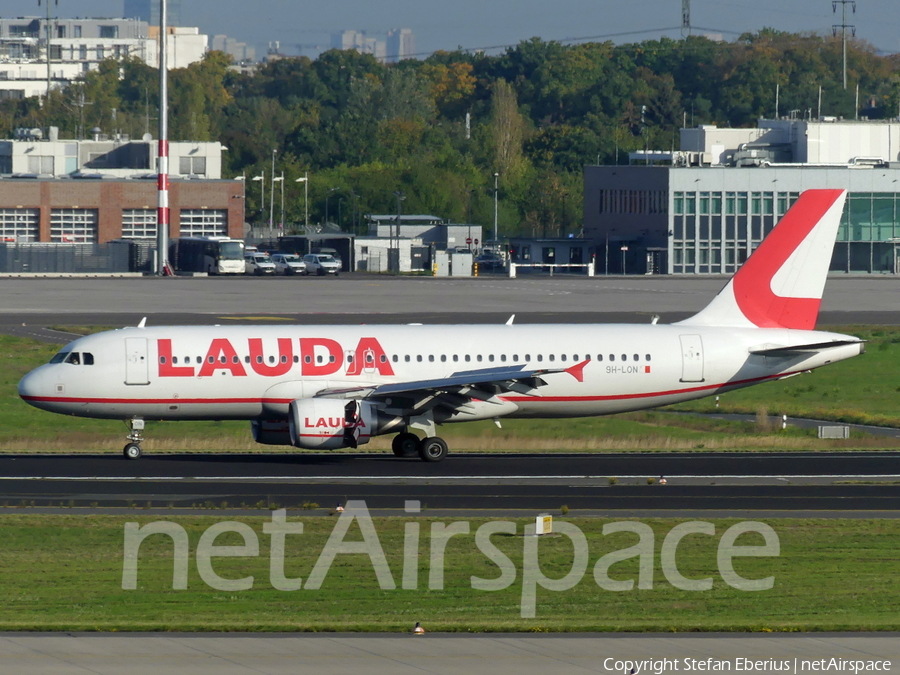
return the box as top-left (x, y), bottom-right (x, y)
top-left (272, 172), bottom-right (284, 229)
top-left (269, 148), bottom-right (276, 229)
top-left (392, 190), bottom-right (405, 274)
top-left (251, 173), bottom-right (265, 225)
top-left (325, 187), bottom-right (340, 225)
top-left (295, 173), bottom-right (308, 229)
top-left (349, 190), bottom-right (360, 233)
top-left (492, 172), bottom-right (499, 249)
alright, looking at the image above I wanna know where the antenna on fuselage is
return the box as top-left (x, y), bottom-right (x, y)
top-left (137, 317), bottom-right (147, 328)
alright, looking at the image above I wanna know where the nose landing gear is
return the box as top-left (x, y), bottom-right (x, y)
top-left (123, 418), bottom-right (144, 459)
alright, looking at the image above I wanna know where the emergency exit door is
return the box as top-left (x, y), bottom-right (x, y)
top-left (125, 337), bottom-right (150, 385)
top-left (679, 334), bottom-right (704, 383)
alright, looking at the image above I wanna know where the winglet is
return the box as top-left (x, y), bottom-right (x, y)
top-left (137, 317), bottom-right (147, 328)
top-left (506, 314), bottom-right (515, 326)
top-left (677, 189), bottom-right (846, 330)
top-left (564, 359), bottom-right (589, 383)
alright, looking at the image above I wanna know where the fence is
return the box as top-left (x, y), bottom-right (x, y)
top-left (356, 248), bottom-right (388, 273)
top-left (0, 242), bottom-right (135, 273)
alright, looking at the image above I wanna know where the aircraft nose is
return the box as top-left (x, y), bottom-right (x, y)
top-left (18, 367), bottom-right (52, 405)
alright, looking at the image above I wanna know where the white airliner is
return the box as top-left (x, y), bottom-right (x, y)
top-left (18, 189), bottom-right (863, 462)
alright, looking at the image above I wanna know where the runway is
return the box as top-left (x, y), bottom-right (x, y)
top-left (0, 275), bottom-right (898, 323)
top-left (1, 633), bottom-right (897, 675)
top-left (1, 452), bottom-right (898, 512)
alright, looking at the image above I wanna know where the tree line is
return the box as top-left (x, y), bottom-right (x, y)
top-left (3, 30), bottom-right (899, 237)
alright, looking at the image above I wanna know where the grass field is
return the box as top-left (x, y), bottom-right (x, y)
top-left (2, 326), bottom-right (899, 453)
top-left (0, 514), bottom-right (896, 632)
top-left (670, 326), bottom-right (900, 427)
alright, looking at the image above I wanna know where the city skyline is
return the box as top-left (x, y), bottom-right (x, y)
top-left (1, 0), bottom-right (899, 59)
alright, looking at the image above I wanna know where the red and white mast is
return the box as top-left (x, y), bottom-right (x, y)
top-left (156, 0), bottom-right (170, 275)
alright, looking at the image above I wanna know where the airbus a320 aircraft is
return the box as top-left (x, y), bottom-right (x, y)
top-left (19, 189), bottom-right (863, 462)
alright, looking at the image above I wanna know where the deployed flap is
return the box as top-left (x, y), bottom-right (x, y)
top-left (314, 364), bottom-right (564, 401)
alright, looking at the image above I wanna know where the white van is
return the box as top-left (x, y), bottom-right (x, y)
top-left (244, 252), bottom-right (277, 275)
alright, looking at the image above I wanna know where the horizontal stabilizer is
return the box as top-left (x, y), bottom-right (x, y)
top-left (749, 339), bottom-right (864, 356)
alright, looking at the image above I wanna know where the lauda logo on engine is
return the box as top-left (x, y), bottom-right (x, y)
top-left (305, 417), bottom-right (367, 429)
top-left (156, 338), bottom-right (394, 378)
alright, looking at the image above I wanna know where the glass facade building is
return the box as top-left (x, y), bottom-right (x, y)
top-left (584, 165), bottom-right (900, 275)
top-left (671, 190), bottom-right (899, 274)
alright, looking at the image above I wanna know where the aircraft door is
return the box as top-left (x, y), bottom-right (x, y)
top-left (125, 337), bottom-right (150, 385)
top-left (679, 334), bottom-right (704, 382)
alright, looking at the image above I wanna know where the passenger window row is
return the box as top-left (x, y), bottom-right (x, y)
top-left (389, 353), bottom-right (652, 364)
top-left (158, 352), bottom-right (653, 367)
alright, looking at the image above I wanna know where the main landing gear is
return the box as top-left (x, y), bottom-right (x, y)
top-left (391, 432), bottom-right (448, 463)
top-left (123, 418), bottom-right (144, 460)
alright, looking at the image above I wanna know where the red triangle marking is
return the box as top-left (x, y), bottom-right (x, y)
top-left (565, 359), bottom-right (590, 383)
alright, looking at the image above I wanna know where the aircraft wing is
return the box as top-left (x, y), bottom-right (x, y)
top-left (313, 363), bottom-right (578, 413)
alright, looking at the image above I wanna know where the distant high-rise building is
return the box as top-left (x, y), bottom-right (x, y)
top-left (123, 0), bottom-right (182, 27)
top-left (212, 34), bottom-right (256, 63)
top-left (332, 30), bottom-right (386, 60)
top-left (387, 28), bottom-right (414, 62)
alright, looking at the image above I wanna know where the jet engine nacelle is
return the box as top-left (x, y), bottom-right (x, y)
top-left (251, 419), bottom-right (292, 446)
top-left (288, 398), bottom-right (379, 449)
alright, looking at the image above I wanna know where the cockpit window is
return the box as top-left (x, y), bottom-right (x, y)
top-left (83, 353), bottom-right (94, 365)
top-left (49, 351), bottom-right (69, 364)
top-left (64, 352), bottom-right (81, 365)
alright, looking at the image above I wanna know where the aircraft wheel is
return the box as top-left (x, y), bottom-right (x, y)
top-left (418, 436), bottom-right (448, 463)
top-left (392, 432), bottom-right (419, 457)
top-left (123, 443), bottom-right (142, 460)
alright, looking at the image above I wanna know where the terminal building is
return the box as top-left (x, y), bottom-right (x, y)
top-left (0, 128), bottom-right (242, 243)
top-left (584, 118), bottom-right (900, 275)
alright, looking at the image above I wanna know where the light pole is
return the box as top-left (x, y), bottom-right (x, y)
top-left (273, 172), bottom-right (284, 229)
top-left (349, 190), bottom-right (360, 233)
top-left (295, 173), bottom-right (308, 229)
top-left (252, 173), bottom-right (265, 225)
top-left (326, 187), bottom-right (340, 225)
top-left (605, 227), bottom-right (617, 276)
top-left (492, 172), bottom-right (499, 249)
top-left (269, 148), bottom-right (276, 228)
top-left (393, 190), bottom-right (405, 274)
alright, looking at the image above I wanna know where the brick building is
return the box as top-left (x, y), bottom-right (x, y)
top-left (0, 177), bottom-right (244, 243)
